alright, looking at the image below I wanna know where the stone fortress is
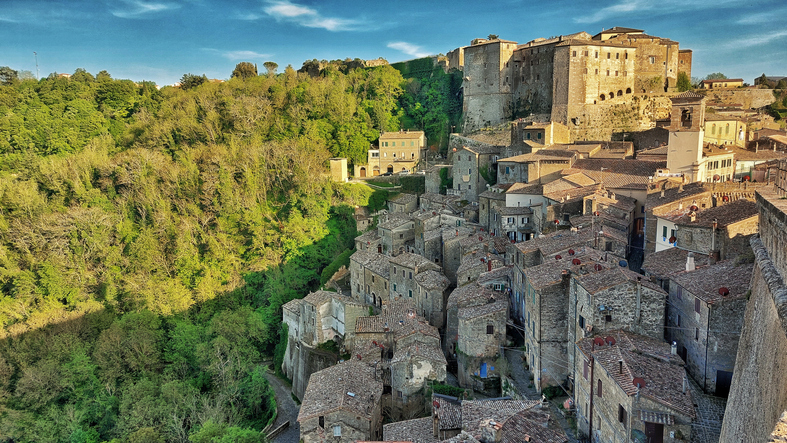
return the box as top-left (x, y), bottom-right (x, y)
top-left (458, 27), bottom-right (693, 139)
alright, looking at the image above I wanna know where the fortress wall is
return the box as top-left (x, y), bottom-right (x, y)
top-left (720, 189), bottom-right (787, 442)
top-left (703, 88), bottom-right (777, 109)
top-left (560, 95), bottom-right (673, 141)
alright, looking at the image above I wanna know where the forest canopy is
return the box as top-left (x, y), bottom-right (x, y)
top-left (0, 63), bottom-right (407, 442)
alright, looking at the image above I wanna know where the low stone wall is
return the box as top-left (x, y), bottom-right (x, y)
top-left (703, 88), bottom-right (777, 109)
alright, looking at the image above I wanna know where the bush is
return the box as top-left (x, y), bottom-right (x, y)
top-left (430, 383), bottom-right (466, 398)
top-left (542, 385), bottom-right (565, 400)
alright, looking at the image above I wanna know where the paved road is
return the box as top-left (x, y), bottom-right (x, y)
top-left (264, 370), bottom-right (301, 443)
top-left (689, 377), bottom-right (726, 443)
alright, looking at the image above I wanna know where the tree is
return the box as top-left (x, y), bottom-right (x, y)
top-left (18, 70), bottom-right (35, 80)
top-left (487, 34), bottom-right (499, 40)
top-left (676, 71), bottom-right (692, 92)
top-left (180, 73), bottom-right (207, 90)
top-left (0, 66), bottom-right (19, 85)
top-left (263, 61), bottom-right (278, 77)
top-left (231, 62), bottom-right (258, 80)
top-left (97, 70), bottom-right (112, 81)
top-left (704, 72), bottom-right (728, 80)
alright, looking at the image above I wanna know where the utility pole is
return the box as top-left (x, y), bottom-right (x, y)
top-left (33, 52), bottom-right (39, 79)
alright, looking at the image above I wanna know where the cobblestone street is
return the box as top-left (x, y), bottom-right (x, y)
top-left (264, 369), bottom-right (301, 443)
top-left (689, 377), bottom-right (726, 443)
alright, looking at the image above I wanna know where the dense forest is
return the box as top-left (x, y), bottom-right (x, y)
top-left (0, 62), bottom-right (417, 442)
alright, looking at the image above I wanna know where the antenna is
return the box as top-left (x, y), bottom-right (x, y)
top-left (33, 52), bottom-right (39, 79)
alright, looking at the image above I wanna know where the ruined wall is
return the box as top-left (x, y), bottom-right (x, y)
top-left (563, 94), bottom-right (673, 141)
top-left (720, 190), bottom-right (787, 442)
top-left (702, 88), bottom-right (777, 110)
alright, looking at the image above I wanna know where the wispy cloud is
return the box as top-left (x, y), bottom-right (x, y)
top-left (725, 30), bottom-right (787, 49)
top-left (574, 0), bottom-right (739, 24)
top-left (387, 42), bottom-right (430, 58)
top-left (736, 8), bottom-right (787, 25)
top-left (201, 48), bottom-right (271, 60)
top-left (261, 1), bottom-right (359, 31)
top-left (111, 0), bottom-right (180, 18)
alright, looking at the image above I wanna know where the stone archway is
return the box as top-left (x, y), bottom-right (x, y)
top-left (387, 164), bottom-right (394, 174)
top-left (373, 166), bottom-right (380, 176)
top-left (359, 167), bottom-right (366, 178)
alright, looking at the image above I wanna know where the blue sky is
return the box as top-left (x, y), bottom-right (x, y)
top-left (1, 0), bottom-right (786, 86)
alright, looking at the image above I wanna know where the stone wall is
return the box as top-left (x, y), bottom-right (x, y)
top-left (720, 191), bottom-right (787, 442)
top-left (564, 94), bottom-right (673, 142)
top-left (702, 88), bottom-right (777, 109)
top-left (291, 344), bottom-right (339, 401)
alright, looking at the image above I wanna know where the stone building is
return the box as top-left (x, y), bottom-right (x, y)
top-left (699, 78), bottom-right (744, 89)
top-left (389, 192), bottom-right (418, 213)
top-left (665, 259), bottom-right (754, 396)
top-left (414, 270), bottom-right (451, 329)
top-left (350, 249), bottom-right (390, 308)
top-left (297, 360), bottom-right (384, 443)
top-left (451, 145), bottom-right (502, 203)
top-left (478, 185), bottom-right (508, 231)
top-left (329, 157), bottom-right (348, 182)
top-left (460, 27), bottom-right (692, 133)
top-left (653, 198), bottom-right (759, 258)
top-left (640, 247), bottom-right (709, 292)
top-left (378, 213), bottom-right (415, 256)
top-left (703, 114), bottom-right (747, 147)
top-left (425, 164), bottom-right (452, 194)
top-left (281, 291), bottom-right (367, 400)
top-left (721, 183), bottom-right (787, 442)
top-left (389, 252), bottom-right (442, 302)
top-left (390, 340), bottom-right (448, 413)
top-left (356, 130), bottom-right (427, 177)
top-left (496, 149), bottom-right (577, 186)
top-left (573, 331), bottom-right (696, 443)
top-left (490, 205), bottom-right (535, 242)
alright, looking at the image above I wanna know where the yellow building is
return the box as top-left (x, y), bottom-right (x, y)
top-left (355, 130), bottom-right (426, 177)
top-left (704, 114), bottom-right (746, 147)
top-left (699, 78), bottom-right (744, 89)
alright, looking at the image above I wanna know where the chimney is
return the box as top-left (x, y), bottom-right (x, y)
top-left (660, 188), bottom-right (665, 198)
top-left (689, 212), bottom-right (696, 222)
top-left (671, 341), bottom-right (678, 355)
top-left (685, 252), bottom-right (695, 271)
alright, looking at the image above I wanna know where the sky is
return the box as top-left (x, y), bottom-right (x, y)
top-left (1, 0), bottom-right (786, 86)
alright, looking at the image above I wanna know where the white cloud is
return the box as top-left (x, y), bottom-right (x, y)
top-left (387, 41), bottom-right (430, 58)
top-left (574, 0), bottom-right (739, 24)
top-left (726, 29), bottom-right (787, 49)
top-left (222, 50), bottom-right (270, 60)
top-left (112, 0), bottom-right (180, 18)
top-left (262, 1), bottom-right (359, 31)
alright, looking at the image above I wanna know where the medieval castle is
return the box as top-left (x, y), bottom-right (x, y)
top-left (453, 27), bottom-right (693, 134)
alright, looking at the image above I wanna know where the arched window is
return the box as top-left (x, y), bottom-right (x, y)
top-left (610, 91), bottom-right (615, 98)
top-left (617, 90), bottom-right (623, 97)
top-left (626, 87), bottom-right (632, 94)
top-left (600, 94), bottom-right (606, 101)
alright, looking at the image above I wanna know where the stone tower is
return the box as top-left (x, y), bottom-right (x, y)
top-left (666, 92), bottom-right (706, 182)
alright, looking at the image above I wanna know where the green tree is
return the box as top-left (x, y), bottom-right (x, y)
top-left (676, 71), bottom-right (692, 92)
top-left (0, 66), bottom-right (19, 85)
top-left (96, 70), bottom-right (112, 81)
top-left (180, 73), bottom-right (208, 90)
top-left (263, 61), bottom-right (278, 77)
top-left (231, 62), bottom-right (258, 80)
top-left (704, 72), bottom-right (728, 80)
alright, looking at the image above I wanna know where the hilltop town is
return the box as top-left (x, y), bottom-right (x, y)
top-left (281, 26), bottom-right (787, 443)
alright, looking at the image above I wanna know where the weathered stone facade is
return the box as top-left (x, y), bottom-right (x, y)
top-left (720, 188), bottom-right (787, 442)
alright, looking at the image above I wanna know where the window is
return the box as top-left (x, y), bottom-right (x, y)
top-left (615, 71), bottom-right (618, 76)
top-left (537, 132), bottom-right (542, 140)
top-left (597, 379), bottom-right (603, 397)
top-left (402, 270), bottom-right (405, 277)
top-left (469, 168), bottom-right (472, 175)
top-left (319, 416), bottom-right (325, 428)
top-left (584, 50), bottom-right (588, 56)
top-left (625, 52), bottom-right (628, 59)
top-left (572, 50), bottom-right (577, 57)
top-left (487, 324), bottom-right (494, 334)
top-left (521, 217), bottom-right (528, 224)
top-left (649, 56), bottom-right (655, 64)
top-left (583, 359), bottom-right (589, 379)
top-left (616, 53), bottom-right (620, 59)
top-left (695, 327), bottom-right (699, 341)
top-left (372, 275), bottom-right (375, 283)
top-left (605, 314), bottom-right (612, 322)
top-left (695, 297), bottom-right (701, 313)
top-left (333, 425), bottom-right (341, 437)
top-left (526, 132), bottom-right (531, 140)
top-left (676, 286), bottom-right (682, 300)
top-left (584, 68), bottom-right (588, 74)
top-left (606, 70), bottom-right (610, 76)
top-left (409, 271), bottom-right (412, 279)
top-left (579, 315), bottom-right (585, 329)
top-left (595, 68), bottom-right (599, 75)
top-left (677, 314), bottom-right (681, 327)
top-left (508, 217), bottom-right (514, 223)
top-left (595, 51), bottom-right (598, 58)
top-left (408, 289), bottom-right (412, 297)
top-left (385, 282), bottom-right (388, 289)
top-left (607, 53), bottom-right (611, 59)
top-left (505, 166), bottom-right (510, 174)
top-left (618, 405), bottom-right (627, 428)
top-left (399, 233), bottom-right (404, 239)
top-left (393, 283), bottom-right (397, 291)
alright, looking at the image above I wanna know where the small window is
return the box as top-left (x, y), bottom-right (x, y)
top-left (649, 56), bottom-right (655, 64)
top-left (572, 50), bottom-right (577, 57)
top-left (583, 359), bottom-right (589, 380)
top-left (618, 405), bottom-right (627, 428)
top-left (409, 271), bottom-right (412, 279)
top-left (597, 379), bottom-right (603, 397)
top-left (605, 314), bottom-right (612, 322)
top-left (333, 425), bottom-right (341, 437)
top-left (319, 416), bottom-right (325, 428)
top-left (607, 53), bottom-right (611, 59)
top-left (487, 324), bottom-right (494, 334)
top-left (616, 53), bottom-right (619, 60)
top-left (393, 283), bottom-right (397, 291)
top-left (606, 70), bottom-right (610, 76)
top-left (677, 314), bottom-right (681, 327)
top-left (662, 226), bottom-right (668, 239)
top-left (537, 132), bottom-right (542, 140)
top-left (695, 297), bottom-right (701, 313)
top-left (408, 289), bottom-right (413, 298)
top-left (402, 270), bottom-right (405, 277)
top-left (595, 68), bottom-right (598, 75)
top-left (695, 327), bottom-right (699, 341)
top-left (579, 315), bottom-right (585, 329)
top-left (399, 233), bottom-right (403, 239)
top-left (595, 51), bottom-right (599, 58)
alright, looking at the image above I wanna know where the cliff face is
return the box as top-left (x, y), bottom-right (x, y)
top-left (720, 188), bottom-right (787, 442)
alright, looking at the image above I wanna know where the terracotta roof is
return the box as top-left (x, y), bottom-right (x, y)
top-left (461, 399), bottom-right (541, 435)
top-left (562, 172), bottom-right (598, 187)
top-left (670, 260), bottom-right (754, 304)
top-left (671, 91), bottom-right (705, 100)
top-left (701, 78), bottom-right (744, 84)
top-left (447, 283), bottom-right (499, 311)
top-left (434, 394), bottom-right (463, 430)
top-left (500, 409), bottom-right (568, 443)
top-left (669, 199), bottom-right (758, 228)
top-left (506, 183), bottom-right (544, 195)
top-left (381, 130), bottom-right (425, 139)
top-left (496, 206), bottom-right (533, 215)
top-left (297, 360), bottom-right (383, 422)
top-left (524, 250), bottom-right (603, 290)
top-left (646, 182), bottom-right (709, 210)
top-left (415, 270), bottom-right (450, 291)
top-left (726, 146), bottom-right (787, 161)
top-left (457, 299), bottom-right (508, 320)
top-left (383, 417), bottom-right (436, 442)
top-left (576, 331), bottom-right (695, 419)
top-left (595, 26), bottom-right (644, 35)
top-left (565, 159), bottom-right (665, 190)
top-left (391, 252), bottom-right (441, 271)
top-left (421, 192), bottom-right (461, 206)
top-left (544, 185), bottom-right (601, 204)
top-left (352, 250), bottom-right (391, 277)
top-left (641, 247), bottom-right (710, 278)
top-left (391, 339), bottom-right (447, 365)
top-left (576, 266), bottom-right (664, 294)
